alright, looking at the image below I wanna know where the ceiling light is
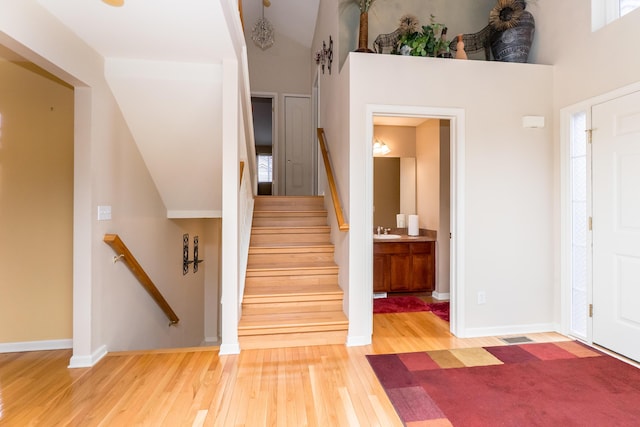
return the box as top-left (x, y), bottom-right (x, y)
top-left (102, 0), bottom-right (124, 6)
top-left (252, 1), bottom-right (274, 50)
top-left (373, 140), bottom-right (391, 155)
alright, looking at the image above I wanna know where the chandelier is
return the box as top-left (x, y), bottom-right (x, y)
top-left (251, 1), bottom-right (274, 50)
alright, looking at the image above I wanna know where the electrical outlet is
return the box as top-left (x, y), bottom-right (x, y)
top-left (477, 291), bottom-right (486, 305)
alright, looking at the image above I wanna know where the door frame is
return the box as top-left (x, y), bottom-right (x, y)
top-left (365, 104), bottom-right (465, 337)
top-left (560, 80), bottom-right (640, 344)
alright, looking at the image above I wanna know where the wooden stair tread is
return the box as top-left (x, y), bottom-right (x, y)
top-left (253, 210), bottom-right (327, 217)
top-left (251, 226), bottom-right (330, 233)
top-left (246, 261), bottom-right (337, 271)
top-left (249, 242), bottom-right (334, 250)
top-left (238, 311), bottom-right (348, 330)
top-left (244, 283), bottom-right (343, 297)
top-left (254, 196), bottom-right (325, 211)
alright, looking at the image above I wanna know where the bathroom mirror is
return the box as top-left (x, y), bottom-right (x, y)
top-left (373, 157), bottom-right (416, 229)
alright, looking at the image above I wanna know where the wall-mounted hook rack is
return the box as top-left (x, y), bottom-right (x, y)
top-left (182, 234), bottom-right (193, 275)
top-left (193, 236), bottom-right (204, 273)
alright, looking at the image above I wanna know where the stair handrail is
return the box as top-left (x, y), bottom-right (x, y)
top-left (104, 234), bottom-right (180, 326)
top-left (317, 128), bottom-right (349, 231)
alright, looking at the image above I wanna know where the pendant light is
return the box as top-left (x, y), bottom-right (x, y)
top-left (251, 0), bottom-right (275, 50)
top-left (102, 0), bottom-right (124, 6)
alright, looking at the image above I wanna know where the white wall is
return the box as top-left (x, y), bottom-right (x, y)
top-left (245, 28), bottom-right (312, 195)
top-left (347, 54), bottom-right (554, 338)
top-left (529, 2), bottom-right (640, 333)
top-left (531, 1), bottom-right (640, 106)
top-left (312, 0), bottom-right (357, 343)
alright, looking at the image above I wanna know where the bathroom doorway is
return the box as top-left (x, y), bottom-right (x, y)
top-left (372, 117), bottom-right (452, 301)
top-left (365, 105), bottom-right (465, 337)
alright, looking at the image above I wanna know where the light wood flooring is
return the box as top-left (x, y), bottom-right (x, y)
top-left (0, 301), bottom-right (569, 426)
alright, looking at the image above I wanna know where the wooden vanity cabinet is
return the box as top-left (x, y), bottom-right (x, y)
top-left (373, 241), bottom-right (435, 293)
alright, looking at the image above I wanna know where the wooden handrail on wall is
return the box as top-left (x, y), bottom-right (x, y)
top-left (104, 234), bottom-right (180, 326)
top-left (317, 128), bottom-right (349, 232)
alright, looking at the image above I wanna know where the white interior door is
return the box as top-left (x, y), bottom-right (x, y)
top-left (592, 90), bottom-right (640, 362)
top-left (284, 95), bottom-right (314, 196)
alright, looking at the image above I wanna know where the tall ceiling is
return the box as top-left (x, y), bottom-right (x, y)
top-left (241, 0), bottom-right (320, 48)
top-left (37, 0), bottom-right (236, 62)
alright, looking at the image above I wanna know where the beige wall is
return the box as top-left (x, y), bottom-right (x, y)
top-left (373, 125), bottom-right (416, 157)
top-left (0, 60), bottom-right (74, 343)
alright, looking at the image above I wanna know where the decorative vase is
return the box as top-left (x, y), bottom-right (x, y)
top-left (455, 34), bottom-right (468, 60)
top-left (490, 8), bottom-right (535, 62)
top-left (355, 12), bottom-right (374, 53)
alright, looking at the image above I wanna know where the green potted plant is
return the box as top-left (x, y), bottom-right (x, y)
top-left (395, 15), bottom-right (450, 57)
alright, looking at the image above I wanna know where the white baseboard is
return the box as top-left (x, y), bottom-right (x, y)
top-left (460, 323), bottom-right (557, 339)
top-left (219, 342), bottom-right (240, 355)
top-left (346, 335), bottom-right (371, 347)
top-left (0, 339), bottom-right (72, 353)
top-left (68, 345), bottom-right (107, 368)
top-left (432, 292), bottom-right (450, 300)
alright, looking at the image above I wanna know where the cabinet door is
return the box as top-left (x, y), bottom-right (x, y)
top-left (411, 242), bottom-right (435, 291)
top-left (389, 252), bottom-right (412, 291)
top-left (373, 253), bottom-right (389, 292)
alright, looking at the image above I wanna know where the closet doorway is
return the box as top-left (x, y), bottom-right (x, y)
top-left (251, 94), bottom-right (276, 195)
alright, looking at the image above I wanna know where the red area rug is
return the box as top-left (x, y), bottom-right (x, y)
top-left (373, 296), bottom-right (430, 314)
top-left (367, 341), bottom-right (640, 426)
top-left (373, 297), bottom-right (449, 322)
top-left (426, 301), bottom-right (449, 322)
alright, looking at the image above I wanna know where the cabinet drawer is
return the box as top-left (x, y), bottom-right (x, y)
top-left (410, 242), bottom-right (434, 254)
top-left (374, 242), bottom-right (410, 255)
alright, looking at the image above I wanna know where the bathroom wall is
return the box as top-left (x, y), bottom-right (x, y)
top-left (416, 120), bottom-right (440, 230)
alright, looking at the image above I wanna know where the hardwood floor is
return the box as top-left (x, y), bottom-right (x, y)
top-left (0, 309), bottom-right (569, 426)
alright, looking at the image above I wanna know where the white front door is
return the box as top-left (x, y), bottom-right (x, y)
top-left (284, 95), bottom-right (314, 196)
top-left (592, 90), bottom-right (640, 362)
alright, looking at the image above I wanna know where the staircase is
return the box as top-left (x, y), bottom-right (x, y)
top-left (238, 196), bottom-right (348, 349)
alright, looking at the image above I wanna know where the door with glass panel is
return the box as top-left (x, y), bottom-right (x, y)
top-left (568, 111), bottom-right (590, 341)
top-left (592, 90), bottom-right (640, 363)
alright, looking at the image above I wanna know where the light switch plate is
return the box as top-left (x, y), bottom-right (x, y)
top-left (97, 205), bottom-right (112, 221)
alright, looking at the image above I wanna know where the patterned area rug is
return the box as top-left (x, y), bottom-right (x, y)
top-left (367, 341), bottom-right (640, 426)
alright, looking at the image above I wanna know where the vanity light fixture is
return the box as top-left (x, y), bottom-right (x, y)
top-left (373, 139), bottom-right (391, 155)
